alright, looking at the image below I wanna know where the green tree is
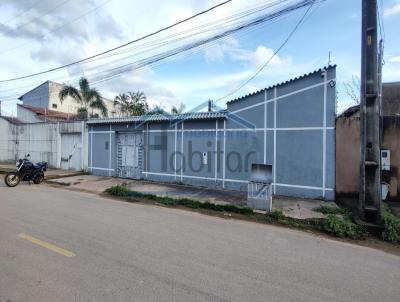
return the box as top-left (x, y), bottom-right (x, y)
top-left (147, 104), bottom-right (167, 115)
top-left (171, 103), bottom-right (185, 114)
top-left (59, 77), bottom-right (108, 119)
top-left (113, 93), bottom-right (131, 116)
top-left (128, 91), bottom-right (148, 116)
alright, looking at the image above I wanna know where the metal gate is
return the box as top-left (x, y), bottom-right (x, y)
top-left (117, 132), bottom-right (143, 179)
top-left (60, 133), bottom-right (82, 170)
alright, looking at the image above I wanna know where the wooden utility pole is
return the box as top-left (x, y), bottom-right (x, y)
top-left (359, 0), bottom-right (381, 222)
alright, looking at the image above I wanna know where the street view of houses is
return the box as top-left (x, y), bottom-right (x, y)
top-left (0, 0), bottom-right (400, 301)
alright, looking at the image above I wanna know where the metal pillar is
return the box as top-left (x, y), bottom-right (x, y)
top-left (359, 0), bottom-right (381, 222)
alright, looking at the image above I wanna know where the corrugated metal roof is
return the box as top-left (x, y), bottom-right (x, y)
top-left (226, 65), bottom-right (337, 105)
top-left (86, 111), bottom-right (227, 124)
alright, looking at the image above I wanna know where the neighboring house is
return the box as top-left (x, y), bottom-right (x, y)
top-left (87, 66), bottom-right (337, 200)
top-left (17, 104), bottom-right (73, 123)
top-left (336, 82), bottom-right (400, 204)
top-left (18, 81), bottom-right (116, 117)
top-left (0, 115), bottom-right (87, 171)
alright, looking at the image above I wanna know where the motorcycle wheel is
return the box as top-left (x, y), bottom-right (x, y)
top-left (5, 172), bottom-right (20, 187)
top-left (33, 171), bottom-right (44, 184)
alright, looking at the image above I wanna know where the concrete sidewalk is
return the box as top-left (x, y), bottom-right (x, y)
top-left (48, 174), bottom-right (334, 219)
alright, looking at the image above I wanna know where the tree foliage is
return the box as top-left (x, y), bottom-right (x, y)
top-left (114, 91), bottom-right (149, 116)
top-left (59, 77), bottom-right (108, 119)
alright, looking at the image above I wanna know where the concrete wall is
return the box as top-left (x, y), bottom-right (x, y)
top-left (20, 82), bottom-right (49, 108)
top-left (0, 118), bottom-right (17, 162)
top-left (17, 105), bottom-right (43, 123)
top-left (0, 119), bottom-right (87, 170)
top-left (88, 66), bottom-right (337, 200)
top-left (336, 115), bottom-right (400, 201)
top-left (335, 116), bottom-right (360, 196)
top-left (20, 81), bottom-right (115, 117)
top-left (48, 82), bottom-right (116, 117)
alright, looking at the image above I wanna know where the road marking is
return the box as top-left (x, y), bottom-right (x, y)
top-left (18, 233), bottom-right (76, 258)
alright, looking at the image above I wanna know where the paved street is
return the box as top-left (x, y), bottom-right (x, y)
top-left (0, 182), bottom-right (399, 302)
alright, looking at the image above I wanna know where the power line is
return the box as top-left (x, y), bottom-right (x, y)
top-left (2, 0), bottom-right (45, 25)
top-left (11, 0), bottom-right (72, 31)
top-left (0, 0), bottom-right (315, 101)
top-left (215, 0), bottom-right (316, 103)
top-left (0, 0), bottom-right (232, 83)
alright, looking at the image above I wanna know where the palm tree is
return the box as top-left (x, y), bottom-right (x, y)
top-left (171, 103), bottom-right (185, 114)
top-left (59, 77), bottom-right (108, 119)
top-left (147, 104), bottom-right (167, 115)
top-left (128, 91), bottom-right (148, 116)
top-left (113, 93), bottom-right (130, 116)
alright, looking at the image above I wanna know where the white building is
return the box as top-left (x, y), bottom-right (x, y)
top-left (18, 81), bottom-right (116, 117)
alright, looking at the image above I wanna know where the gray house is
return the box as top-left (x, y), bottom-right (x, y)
top-left (87, 66), bottom-right (336, 200)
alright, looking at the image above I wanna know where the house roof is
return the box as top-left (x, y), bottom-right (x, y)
top-left (18, 81), bottom-right (51, 100)
top-left (0, 115), bottom-right (24, 124)
top-left (18, 104), bottom-right (73, 121)
top-left (86, 111), bottom-right (227, 124)
top-left (226, 65), bottom-right (337, 105)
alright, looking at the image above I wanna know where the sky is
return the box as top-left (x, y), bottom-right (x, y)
top-left (0, 0), bottom-right (399, 116)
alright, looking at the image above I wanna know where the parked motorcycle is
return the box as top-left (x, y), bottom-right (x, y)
top-left (4, 154), bottom-right (48, 187)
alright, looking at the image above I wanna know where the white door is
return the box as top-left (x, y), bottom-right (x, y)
top-left (117, 132), bottom-right (143, 179)
top-left (60, 133), bottom-right (82, 170)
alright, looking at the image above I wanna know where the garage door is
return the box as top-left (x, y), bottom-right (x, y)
top-left (60, 133), bottom-right (82, 170)
top-left (117, 132), bottom-right (143, 179)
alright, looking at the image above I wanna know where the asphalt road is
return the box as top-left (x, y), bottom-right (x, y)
top-left (0, 182), bottom-right (399, 302)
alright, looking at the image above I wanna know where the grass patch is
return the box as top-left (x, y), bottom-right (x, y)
top-left (322, 214), bottom-right (365, 239)
top-left (105, 185), bottom-right (372, 241)
top-left (382, 206), bottom-right (400, 244)
top-left (105, 184), bottom-right (254, 215)
top-left (313, 205), bottom-right (349, 216)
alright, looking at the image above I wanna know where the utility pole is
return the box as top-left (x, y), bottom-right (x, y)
top-left (359, 0), bottom-right (381, 222)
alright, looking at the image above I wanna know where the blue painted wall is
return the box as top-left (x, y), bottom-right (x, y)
top-left (88, 66), bottom-right (336, 200)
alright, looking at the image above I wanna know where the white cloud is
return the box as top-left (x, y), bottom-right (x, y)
top-left (384, 3), bottom-right (400, 16)
top-left (389, 56), bottom-right (400, 63)
top-left (230, 45), bottom-right (292, 68)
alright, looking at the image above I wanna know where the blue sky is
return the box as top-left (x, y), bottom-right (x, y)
top-left (0, 0), bottom-right (399, 115)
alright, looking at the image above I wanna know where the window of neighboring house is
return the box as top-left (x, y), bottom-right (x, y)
top-left (52, 104), bottom-right (58, 109)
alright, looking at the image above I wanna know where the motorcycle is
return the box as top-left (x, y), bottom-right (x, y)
top-left (4, 154), bottom-right (48, 187)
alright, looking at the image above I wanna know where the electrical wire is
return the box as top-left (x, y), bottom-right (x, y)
top-left (0, 0), bottom-right (315, 101)
top-left (214, 0), bottom-right (316, 103)
top-left (0, 0), bottom-right (232, 83)
top-left (0, 0), bottom-right (297, 96)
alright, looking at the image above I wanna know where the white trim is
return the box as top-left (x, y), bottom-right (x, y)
top-left (264, 90), bottom-right (267, 164)
top-left (322, 70), bottom-right (327, 198)
top-left (89, 167), bottom-right (115, 171)
top-left (89, 131), bottom-right (114, 134)
top-left (231, 80), bottom-right (335, 114)
top-left (143, 127), bottom-right (334, 133)
top-left (108, 124), bottom-right (112, 176)
top-left (215, 120), bottom-right (218, 182)
top-left (273, 87), bottom-right (277, 194)
top-left (222, 119), bottom-right (226, 188)
top-left (142, 171), bottom-right (334, 191)
top-left (181, 121), bottom-right (184, 182)
top-left (81, 121), bottom-right (84, 171)
top-left (174, 123), bottom-right (177, 180)
top-left (275, 183), bottom-right (333, 191)
top-left (90, 130), bottom-right (93, 172)
top-left (146, 123), bottom-right (149, 178)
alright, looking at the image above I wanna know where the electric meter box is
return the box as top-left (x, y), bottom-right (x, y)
top-left (381, 150), bottom-right (390, 171)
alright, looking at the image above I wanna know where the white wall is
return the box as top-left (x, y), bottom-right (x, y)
top-left (17, 105), bottom-right (43, 123)
top-left (0, 118), bottom-right (17, 163)
top-left (0, 119), bottom-right (88, 170)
